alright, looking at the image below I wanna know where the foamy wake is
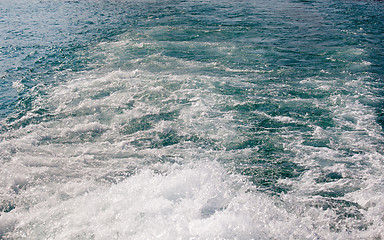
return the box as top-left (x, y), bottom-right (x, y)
top-left (1, 161), bottom-right (362, 240)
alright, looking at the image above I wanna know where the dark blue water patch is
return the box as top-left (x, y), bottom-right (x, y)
top-left (315, 171), bottom-right (343, 183)
top-left (0, 80), bottom-right (18, 119)
top-left (240, 159), bottom-right (307, 194)
top-left (119, 111), bottom-right (180, 135)
top-left (0, 201), bottom-right (15, 214)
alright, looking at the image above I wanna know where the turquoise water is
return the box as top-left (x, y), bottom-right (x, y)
top-left (1, 0), bottom-right (384, 239)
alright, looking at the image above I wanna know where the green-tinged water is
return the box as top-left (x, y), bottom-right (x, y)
top-left (1, 0), bottom-right (384, 239)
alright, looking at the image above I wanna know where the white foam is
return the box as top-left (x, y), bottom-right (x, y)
top-left (12, 80), bottom-right (25, 92)
top-left (1, 161), bottom-right (349, 239)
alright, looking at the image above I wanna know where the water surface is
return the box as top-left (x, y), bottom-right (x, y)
top-left (1, 0), bottom-right (384, 239)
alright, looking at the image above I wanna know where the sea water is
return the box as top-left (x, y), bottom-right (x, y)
top-left (1, 0), bottom-right (384, 239)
